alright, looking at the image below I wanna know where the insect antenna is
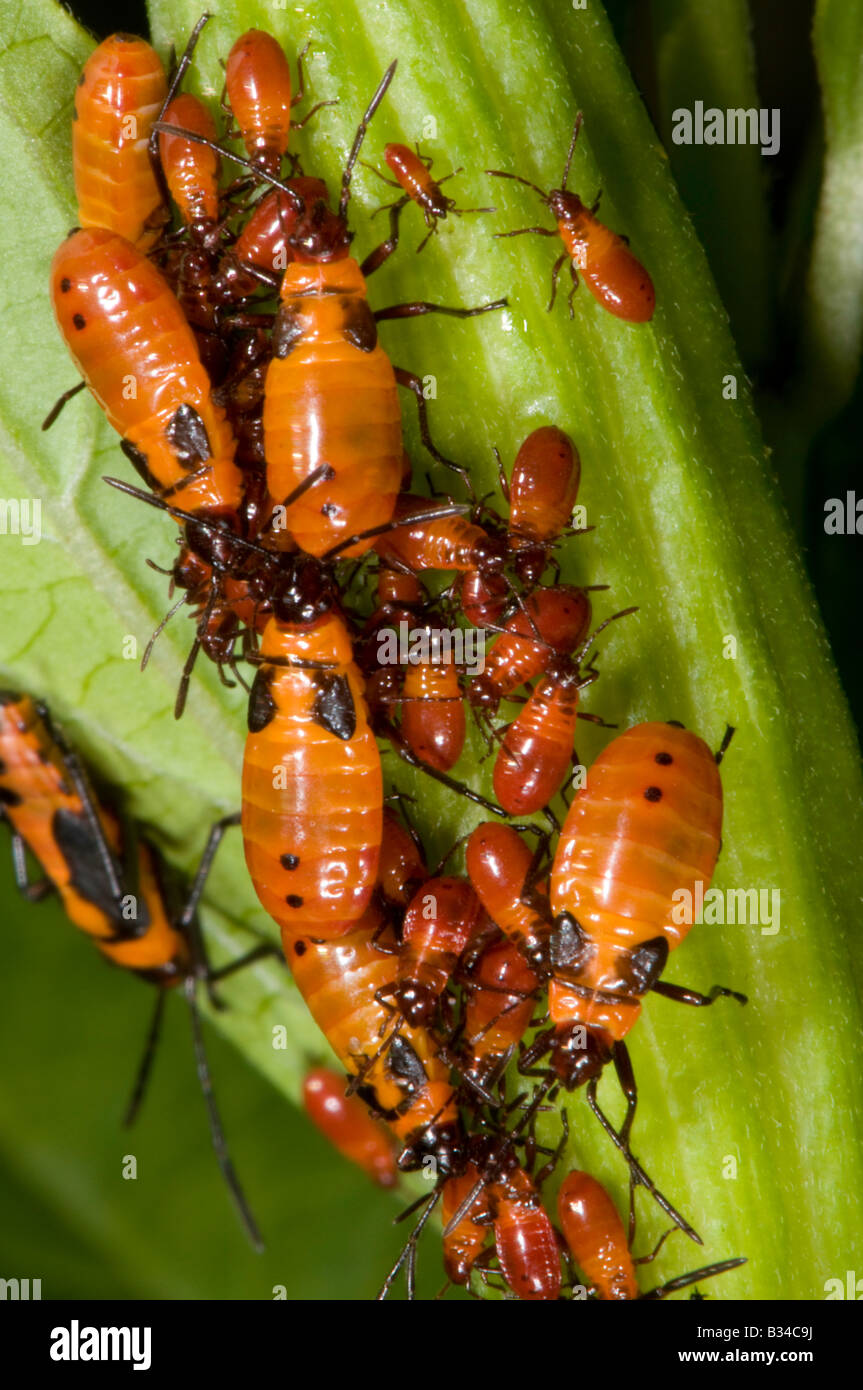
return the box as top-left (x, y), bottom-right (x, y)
top-left (148, 12), bottom-right (213, 205)
top-left (560, 111), bottom-right (584, 191)
top-left (102, 476), bottom-right (276, 563)
top-left (151, 121), bottom-right (305, 208)
top-left (141, 590), bottom-right (190, 672)
top-left (485, 168), bottom-right (548, 202)
top-left (340, 61), bottom-right (398, 220)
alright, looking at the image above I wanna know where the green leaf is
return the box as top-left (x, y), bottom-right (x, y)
top-left (0, 0), bottom-right (860, 1299)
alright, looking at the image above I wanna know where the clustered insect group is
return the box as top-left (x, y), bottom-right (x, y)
top-left (2, 17), bottom-right (748, 1299)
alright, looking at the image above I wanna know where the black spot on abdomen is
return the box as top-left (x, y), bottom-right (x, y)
top-left (311, 672), bottom-right (357, 741)
top-left (341, 298), bottom-right (378, 352)
top-left (166, 403), bottom-right (212, 468)
top-left (248, 667), bottom-right (277, 732)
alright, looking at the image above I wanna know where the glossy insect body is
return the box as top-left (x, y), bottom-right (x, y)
top-left (552, 189), bottom-right (655, 322)
top-left (73, 33), bottom-right (168, 248)
top-left (493, 672), bottom-right (582, 815)
top-left (216, 178), bottom-right (329, 300)
top-left (377, 567), bottom-right (423, 608)
top-left (375, 496), bottom-right (505, 574)
top-left (549, 722), bottom-right (725, 1055)
top-left (466, 823), bottom-right (551, 972)
top-left (491, 1165), bottom-right (561, 1300)
top-left (401, 637), bottom-right (466, 773)
top-left (159, 93), bottom-right (220, 237)
top-left (225, 29), bottom-right (293, 176)
top-left (358, 565), bottom-right (423, 663)
top-left (505, 426), bottom-right (581, 583)
top-left (462, 937), bottom-right (539, 1087)
top-left (468, 585), bottom-right (591, 715)
top-left (242, 575), bottom-right (383, 943)
top-left (557, 1170), bottom-right (746, 1300)
top-left (264, 258), bottom-right (403, 557)
top-left (357, 567), bottom-right (423, 723)
top-left (302, 1067), bottom-right (398, 1188)
top-left (378, 806), bottom-right (428, 909)
top-left (286, 909), bottom-right (462, 1173)
top-left (441, 1163), bottom-right (492, 1283)
top-left (490, 113), bottom-right (655, 323)
top-left (385, 144), bottom-right (453, 221)
top-left (557, 1171), bottom-right (637, 1300)
top-left (459, 568), bottom-right (509, 628)
top-left (378, 143), bottom-right (493, 252)
top-left (50, 227), bottom-right (242, 515)
top-left (258, 66), bottom-right (503, 557)
top-left (393, 876), bottom-right (484, 1025)
top-left (156, 93), bottom-right (226, 379)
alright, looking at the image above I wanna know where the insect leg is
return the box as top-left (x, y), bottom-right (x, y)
top-left (123, 991), bottom-right (167, 1127)
top-left (392, 367), bottom-right (474, 493)
top-left (375, 297), bottom-right (507, 323)
top-left (586, 1077), bottom-right (701, 1245)
top-left (641, 1257), bottom-right (747, 1301)
top-left (184, 974), bottom-right (265, 1250)
top-left (41, 379), bottom-right (86, 431)
top-left (8, 832), bottom-right (54, 901)
top-left (179, 812), bottom-right (242, 931)
top-left (548, 251), bottom-right (568, 312)
top-left (650, 980), bottom-right (748, 1008)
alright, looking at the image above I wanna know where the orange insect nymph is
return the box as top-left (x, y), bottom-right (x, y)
top-left (50, 227), bottom-right (242, 517)
top-left (302, 1067), bottom-right (398, 1188)
top-left (286, 909), bottom-right (463, 1174)
top-left (558, 1169), bottom-right (746, 1300)
top-left (159, 92), bottom-right (220, 235)
top-left (241, 571), bottom-right (383, 945)
top-left (489, 112), bottom-right (655, 322)
top-left (264, 257), bottom-right (403, 557)
top-left (73, 33), bottom-right (168, 249)
top-left (225, 29), bottom-right (294, 177)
